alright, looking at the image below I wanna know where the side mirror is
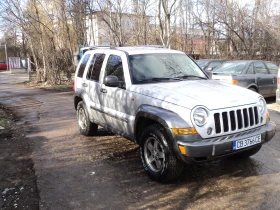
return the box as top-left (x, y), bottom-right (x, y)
top-left (206, 67), bottom-right (213, 71)
top-left (77, 55), bottom-right (81, 61)
top-left (104, 76), bottom-right (119, 87)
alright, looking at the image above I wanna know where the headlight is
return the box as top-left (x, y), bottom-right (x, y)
top-left (257, 97), bottom-right (266, 115)
top-left (193, 107), bottom-right (209, 127)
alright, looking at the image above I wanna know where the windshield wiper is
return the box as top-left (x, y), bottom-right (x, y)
top-left (174, 75), bottom-right (207, 80)
top-left (138, 77), bottom-right (182, 83)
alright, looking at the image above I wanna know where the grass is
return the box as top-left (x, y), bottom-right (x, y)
top-left (0, 109), bottom-right (8, 128)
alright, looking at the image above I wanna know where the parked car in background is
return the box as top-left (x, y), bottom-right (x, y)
top-left (196, 59), bottom-right (226, 77)
top-left (0, 61), bottom-right (8, 70)
top-left (276, 65), bottom-right (280, 104)
top-left (212, 60), bottom-right (278, 97)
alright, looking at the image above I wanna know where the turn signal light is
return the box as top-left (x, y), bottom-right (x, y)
top-left (278, 77), bottom-right (280, 85)
top-left (172, 128), bottom-right (198, 135)
top-left (178, 145), bottom-right (187, 155)
top-left (231, 80), bottom-right (238, 85)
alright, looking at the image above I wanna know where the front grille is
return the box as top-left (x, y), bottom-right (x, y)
top-left (214, 106), bottom-right (259, 134)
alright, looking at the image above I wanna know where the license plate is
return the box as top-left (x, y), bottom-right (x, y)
top-left (233, 134), bottom-right (261, 151)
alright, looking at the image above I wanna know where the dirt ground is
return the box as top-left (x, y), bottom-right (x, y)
top-left (0, 106), bottom-right (39, 210)
top-left (1, 72), bottom-right (280, 210)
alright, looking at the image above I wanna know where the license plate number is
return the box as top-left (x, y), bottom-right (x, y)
top-left (233, 134), bottom-right (261, 150)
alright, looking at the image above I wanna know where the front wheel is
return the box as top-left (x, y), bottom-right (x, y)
top-left (76, 101), bottom-right (98, 136)
top-left (139, 124), bottom-right (184, 183)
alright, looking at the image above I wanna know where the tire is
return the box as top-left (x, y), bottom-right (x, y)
top-left (231, 145), bottom-right (262, 159)
top-left (139, 124), bottom-right (184, 183)
top-left (76, 101), bottom-right (98, 136)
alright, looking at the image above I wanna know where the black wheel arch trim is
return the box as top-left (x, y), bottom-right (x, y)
top-left (74, 88), bottom-right (87, 110)
top-left (134, 105), bottom-right (192, 161)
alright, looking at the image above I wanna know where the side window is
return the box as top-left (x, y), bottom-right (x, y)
top-left (246, 64), bottom-right (254, 74)
top-left (254, 62), bottom-right (268, 74)
top-left (208, 61), bottom-right (222, 69)
top-left (77, 54), bottom-right (90, 78)
top-left (86, 53), bottom-right (105, 81)
top-left (105, 55), bottom-right (124, 82)
top-left (265, 62), bottom-right (278, 74)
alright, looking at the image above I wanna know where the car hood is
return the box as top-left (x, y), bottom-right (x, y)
top-left (131, 80), bottom-right (259, 110)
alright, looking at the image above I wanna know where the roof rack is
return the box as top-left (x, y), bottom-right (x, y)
top-left (137, 45), bottom-right (166, 48)
top-left (88, 45), bottom-right (116, 50)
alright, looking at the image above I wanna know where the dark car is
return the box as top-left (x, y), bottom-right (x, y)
top-left (0, 61), bottom-right (8, 70)
top-left (196, 59), bottom-right (226, 77)
top-left (212, 60), bottom-right (278, 97)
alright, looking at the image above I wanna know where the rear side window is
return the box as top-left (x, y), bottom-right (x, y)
top-left (246, 64), bottom-right (254, 74)
top-left (254, 62), bottom-right (268, 74)
top-left (77, 54), bottom-right (90, 78)
top-left (105, 55), bottom-right (124, 82)
top-left (265, 62), bottom-right (278, 74)
top-left (86, 54), bottom-right (105, 81)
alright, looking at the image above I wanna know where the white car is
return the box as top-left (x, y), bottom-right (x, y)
top-left (73, 46), bottom-right (276, 182)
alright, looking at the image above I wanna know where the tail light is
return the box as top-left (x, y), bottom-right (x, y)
top-left (278, 65), bottom-right (280, 85)
top-left (231, 80), bottom-right (238, 85)
top-left (72, 80), bottom-right (75, 91)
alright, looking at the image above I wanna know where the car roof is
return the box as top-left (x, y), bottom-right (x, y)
top-left (224, 60), bottom-right (271, 63)
top-left (197, 59), bottom-right (225, 61)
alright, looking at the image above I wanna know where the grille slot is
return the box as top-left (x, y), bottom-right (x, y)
top-left (214, 106), bottom-right (259, 134)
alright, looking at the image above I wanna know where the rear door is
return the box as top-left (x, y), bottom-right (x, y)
top-left (84, 52), bottom-right (107, 124)
top-left (75, 53), bottom-right (91, 93)
top-left (253, 61), bottom-right (273, 96)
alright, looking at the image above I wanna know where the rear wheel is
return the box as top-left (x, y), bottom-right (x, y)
top-left (139, 124), bottom-right (184, 183)
top-left (77, 101), bottom-right (98, 136)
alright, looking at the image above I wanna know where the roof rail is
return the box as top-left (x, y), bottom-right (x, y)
top-left (88, 45), bottom-right (116, 50)
top-left (138, 45), bottom-right (166, 48)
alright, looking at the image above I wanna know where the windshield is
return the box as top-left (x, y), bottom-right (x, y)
top-left (213, 61), bottom-right (247, 74)
top-left (129, 53), bottom-right (207, 84)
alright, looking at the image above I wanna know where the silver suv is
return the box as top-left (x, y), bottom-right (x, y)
top-left (74, 46), bottom-right (276, 182)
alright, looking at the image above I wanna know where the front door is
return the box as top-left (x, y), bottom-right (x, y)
top-left (99, 52), bottom-right (131, 134)
top-left (253, 61), bottom-right (274, 96)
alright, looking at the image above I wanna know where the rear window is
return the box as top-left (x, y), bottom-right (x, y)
top-left (265, 62), bottom-right (278, 74)
top-left (214, 62), bottom-right (247, 74)
top-left (77, 54), bottom-right (90, 78)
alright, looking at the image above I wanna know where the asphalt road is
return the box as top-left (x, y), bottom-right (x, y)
top-left (1, 71), bottom-right (280, 210)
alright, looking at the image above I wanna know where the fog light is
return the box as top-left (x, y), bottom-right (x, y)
top-left (179, 145), bottom-right (187, 155)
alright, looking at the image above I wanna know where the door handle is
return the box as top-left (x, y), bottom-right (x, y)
top-left (82, 83), bottom-right (88, 87)
top-left (100, 88), bottom-right (107, 93)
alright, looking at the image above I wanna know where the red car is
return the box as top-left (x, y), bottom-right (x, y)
top-left (0, 61), bottom-right (8, 70)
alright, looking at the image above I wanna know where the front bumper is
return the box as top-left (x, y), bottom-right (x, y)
top-left (176, 121), bottom-right (276, 163)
